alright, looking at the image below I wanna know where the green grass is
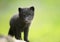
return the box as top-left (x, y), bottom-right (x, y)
top-left (0, 0), bottom-right (60, 42)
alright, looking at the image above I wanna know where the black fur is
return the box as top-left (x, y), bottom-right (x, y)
top-left (8, 6), bottom-right (35, 42)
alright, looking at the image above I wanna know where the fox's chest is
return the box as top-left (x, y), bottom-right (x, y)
top-left (15, 19), bottom-right (26, 27)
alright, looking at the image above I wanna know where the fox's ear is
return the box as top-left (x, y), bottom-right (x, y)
top-left (18, 8), bottom-right (22, 11)
top-left (30, 6), bottom-right (34, 11)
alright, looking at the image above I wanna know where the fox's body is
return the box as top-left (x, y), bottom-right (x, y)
top-left (8, 6), bottom-right (35, 42)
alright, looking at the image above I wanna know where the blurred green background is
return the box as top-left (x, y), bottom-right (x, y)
top-left (0, 0), bottom-right (60, 42)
